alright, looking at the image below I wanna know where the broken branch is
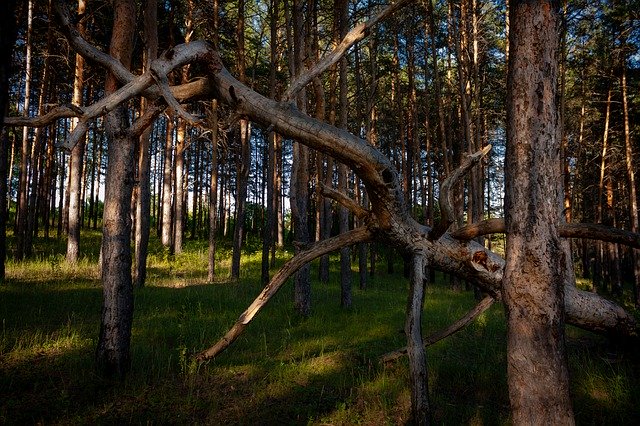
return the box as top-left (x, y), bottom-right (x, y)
top-left (429, 145), bottom-right (492, 240)
top-left (196, 227), bottom-right (373, 361)
top-left (319, 182), bottom-right (369, 219)
top-left (381, 295), bottom-right (495, 363)
top-left (283, 0), bottom-right (414, 102)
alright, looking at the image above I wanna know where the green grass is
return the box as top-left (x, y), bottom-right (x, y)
top-left (1, 233), bottom-right (639, 424)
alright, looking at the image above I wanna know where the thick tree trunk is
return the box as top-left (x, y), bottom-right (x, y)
top-left (291, 0), bottom-right (311, 316)
top-left (95, 0), bottom-right (136, 378)
top-left (503, 2), bottom-right (574, 423)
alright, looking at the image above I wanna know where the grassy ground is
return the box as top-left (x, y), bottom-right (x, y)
top-left (1, 233), bottom-right (639, 425)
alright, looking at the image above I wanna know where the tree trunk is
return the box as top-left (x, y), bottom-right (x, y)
top-left (66, 0), bottom-right (87, 264)
top-left (621, 63), bottom-right (640, 306)
top-left (337, 0), bottom-right (351, 308)
top-left (0, 0), bottom-right (17, 280)
top-left (134, 0), bottom-right (158, 288)
top-left (406, 253), bottom-right (430, 425)
top-left (16, 0), bottom-right (34, 260)
top-left (230, 0), bottom-right (249, 280)
top-left (503, 1), bottom-right (574, 423)
top-left (161, 118), bottom-right (174, 247)
top-left (290, 0), bottom-right (311, 316)
top-left (208, 100), bottom-right (219, 282)
top-left (95, 0), bottom-right (136, 378)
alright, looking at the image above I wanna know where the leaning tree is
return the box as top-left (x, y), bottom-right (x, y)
top-left (4, 0), bottom-right (640, 422)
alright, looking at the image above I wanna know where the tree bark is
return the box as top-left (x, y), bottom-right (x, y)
top-left (503, 1), bottom-right (574, 423)
top-left (66, 0), bottom-right (87, 264)
top-left (134, 0), bottom-right (158, 288)
top-left (406, 253), bottom-right (430, 425)
top-left (95, 0), bottom-right (136, 378)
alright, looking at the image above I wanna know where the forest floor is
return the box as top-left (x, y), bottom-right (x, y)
top-left (1, 231), bottom-right (639, 425)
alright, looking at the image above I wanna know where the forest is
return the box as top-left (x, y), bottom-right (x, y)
top-left (0, 0), bottom-right (639, 424)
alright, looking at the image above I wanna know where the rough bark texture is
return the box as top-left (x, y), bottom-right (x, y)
top-left (503, 1), bottom-right (574, 423)
top-left (95, 0), bottom-right (136, 378)
top-left (406, 253), bottom-right (429, 425)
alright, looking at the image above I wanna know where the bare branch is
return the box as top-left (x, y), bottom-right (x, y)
top-left (450, 218), bottom-right (505, 240)
top-left (128, 102), bottom-right (166, 138)
top-left (4, 104), bottom-right (83, 127)
top-left (560, 223), bottom-right (640, 249)
top-left (196, 227), bottom-right (373, 361)
top-left (150, 63), bottom-right (202, 125)
top-left (451, 218), bottom-right (640, 250)
top-left (380, 295), bottom-right (495, 363)
top-left (319, 182), bottom-right (369, 219)
top-left (429, 145), bottom-right (492, 240)
top-left (282, 0), bottom-right (413, 101)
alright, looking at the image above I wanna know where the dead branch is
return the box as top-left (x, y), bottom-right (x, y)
top-left (196, 227), bottom-right (373, 361)
top-left (4, 104), bottom-right (83, 127)
top-left (451, 218), bottom-right (640, 250)
top-left (450, 218), bottom-right (505, 240)
top-left (283, 0), bottom-right (414, 102)
top-left (319, 182), bottom-right (369, 219)
top-left (380, 295), bottom-right (495, 363)
top-left (429, 145), bottom-right (492, 240)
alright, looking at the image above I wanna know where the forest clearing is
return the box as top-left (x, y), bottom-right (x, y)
top-left (1, 232), bottom-right (639, 424)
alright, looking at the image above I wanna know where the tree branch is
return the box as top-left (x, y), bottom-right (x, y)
top-left (451, 218), bottom-right (640, 250)
top-left (429, 145), bottom-right (492, 240)
top-left (380, 295), bottom-right (496, 363)
top-left (319, 182), bottom-right (369, 219)
top-left (196, 227), bottom-right (373, 361)
top-left (282, 0), bottom-right (413, 102)
top-left (3, 104), bottom-right (83, 127)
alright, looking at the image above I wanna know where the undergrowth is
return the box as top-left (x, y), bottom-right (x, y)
top-left (0, 233), bottom-right (638, 424)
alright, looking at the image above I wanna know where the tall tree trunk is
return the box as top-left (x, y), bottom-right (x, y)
top-left (621, 62), bottom-right (640, 306)
top-left (96, 0), bottom-right (136, 378)
top-left (161, 118), bottom-right (174, 247)
top-left (208, 100), bottom-right (219, 282)
top-left (230, 0), bottom-right (249, 280)
top-left (337, 0), bottom-right (351, 308)
top-left (66, 0), bottom-right (87, 264)
top-left (16, 0), bottom-right (34, 260)
top-left (174, 120), bottom-right (186, 254)
top-left (503, 1), bottom-right (574, 422)
top-left (290, 0), bottom-right (311, 315)
top-left (261, 0), bottom-right (279, 285)
top-left (0, 0), bottom-right (18, 280)
top-left (134, 0), bottom-right (158, 288)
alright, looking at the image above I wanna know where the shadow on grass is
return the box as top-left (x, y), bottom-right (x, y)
top-left (2, 246), bottom-right (640, 424)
